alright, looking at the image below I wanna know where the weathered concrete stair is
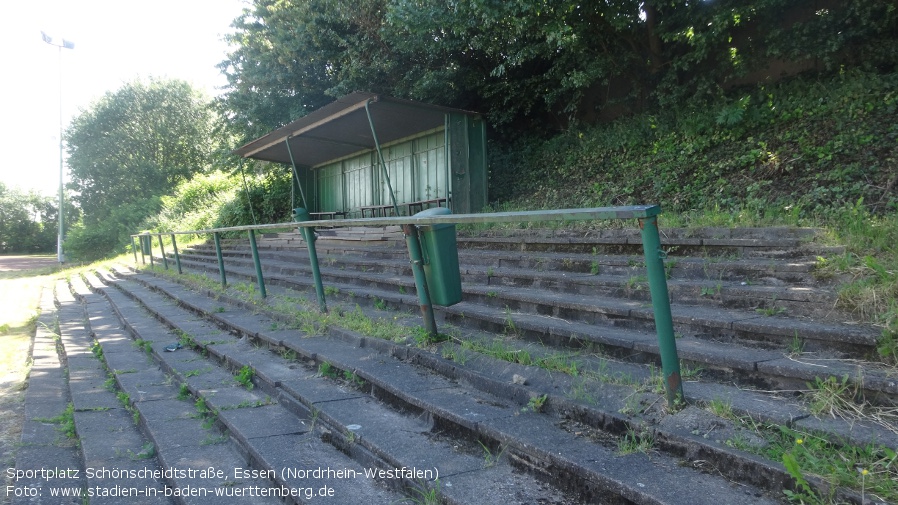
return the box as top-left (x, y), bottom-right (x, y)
top-left (167, 228), bottom-right (894, 407)
top-left (16, 225), bottom-right (894, 504)
top-left (77, 265), bottom-right (797, 504)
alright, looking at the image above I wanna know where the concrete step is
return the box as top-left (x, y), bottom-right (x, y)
top-left (453, 227), bottom-right (844, 259)
top-left (86, 266), bottom-right (793, 504)
top-left (201, 236), bottom-right (827, 285)
top-left (72, 272), bottom-right (409, 505)
top-left (164, 248), bottom-right (881, 363)
top-left (12, 285), bottom-right (90, 505)
top-left (182, 244), bottom-right (836, 319)
top-left (99, 263), bottom-right (894, 504)
top-left (54, 279), bottom-right (174, 505)
top-left (77, 270), bottom-right (582, 505)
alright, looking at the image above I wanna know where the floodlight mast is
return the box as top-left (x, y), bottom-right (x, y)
top-left (41, 31), bottom-right (74, 263)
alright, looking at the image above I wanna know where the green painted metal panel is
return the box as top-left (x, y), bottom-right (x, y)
top-left (467, 117), bottom-right (488, 212)
top-left (447, 113), bottom-right (470, 213)
top-left (343, 153), bottom-right (375, 210)
top-left (414, 132), bottom-right (448, 202)
top-left (310, 128), bottom-right (477, 216)
top-left (318, 163), bottom-right (344, 212)
top-left (384, 143), bottom-right (414, 209)
top-left (445, 114), bottom-right (487, 214)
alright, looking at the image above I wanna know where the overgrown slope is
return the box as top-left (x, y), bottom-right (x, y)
top-left (489, 69), bottom-right (897, 218)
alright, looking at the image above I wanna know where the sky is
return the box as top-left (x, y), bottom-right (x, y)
top-left (0, 0), bottom-right (248, 196)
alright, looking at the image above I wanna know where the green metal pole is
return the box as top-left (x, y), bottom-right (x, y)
top-left (403, 224), bottom-right (438, 337)
top-left (639, 214), bottom-right (684, 407)
top-left (294, 208), bottom-right (327, 313)
top-left (171, 234), bottom-right (182, 274)
top-left (131, 236), bottom-right (138, 264)
top-left (285, 139), bottom-right (308, 209)
top-left (248, 229), bottom-right (267, 299)
top-left (149, 235), bottom-right (155, 268)
top-left (364, 100), bottom-right (400, 216)
top-left (139, 235), bottom-right (146, 265)
top-left (159, 235), bottom-right (168, 270)
top-left (213, 232), bottom-right (227, 288)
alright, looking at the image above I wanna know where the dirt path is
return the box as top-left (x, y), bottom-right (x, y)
top-left (0, 255), bottom-right (59, 273)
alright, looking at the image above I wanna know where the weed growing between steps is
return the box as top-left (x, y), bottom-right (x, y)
top-left (193, 396), bottom-right (218, 430)
top-left (234, 365), bottom-right (254, 390)
top-left (401, 479), bottom-right (441, 505)
top-left (759, 423), bottom-right (894, 503)
top-left (616, 429), bottom-right (655, 456)
top-left (799, 373), bottom-right (898, 446)
top-left (34, 403), bottom-right (77, 441)
top-left (698, 395), bottom-right (898, 503)
top-left (815, 207), bottom-right (898, 366)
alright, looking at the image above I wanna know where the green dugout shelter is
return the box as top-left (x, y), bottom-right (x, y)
top-left (233, 92), bottom-right (487, 218)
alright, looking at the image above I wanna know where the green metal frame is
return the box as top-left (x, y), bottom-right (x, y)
top-left (130, 204), bottom-right (683, 406)
top-left (364, 100), bottom-right (400, 215)
top-left (248, 229), bottom-right (267, 298)
top-left (402, 224), bottom-right (438, 336)
top-left (639, 214), bottom-right (683, 405)
top-left (285, 138), bottom-right (308, 209)
top-left (213, 232), bottom-right (226, 288)
top-left (171, 234), bottom-right (183, 274)
top-left (160, 238), bottom-right (168, 270)
top-left (294, 208), bottom-right (327, 313)
top-left (148, 235), bottom-right (155, 268)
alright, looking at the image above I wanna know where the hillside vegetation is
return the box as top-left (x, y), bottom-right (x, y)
top-left (489, 69), bottom-right (897, 218)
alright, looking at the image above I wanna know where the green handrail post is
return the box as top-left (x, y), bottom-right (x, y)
top-left (248, 229), bottom-right (267, 299)
top-left (639, 212), bottom-right (684, 408)
top-left (213, 232), bottom-right (227, 288)
top-left (130, 236), bottom-right (138, 264)
top-left (293, 208), bottom-right (327, 313)
top-left (159, 234), bottom-right (168, 270)
top-left (138, 234), bottom-right (147, 265)
top-left (149, 234), bottom-right (155, 268)
top-left (171, 234), bottom-right (182, 274)
top-left (402, 223), bottom-right (438, 337)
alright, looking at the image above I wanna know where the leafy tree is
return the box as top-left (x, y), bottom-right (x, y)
top-left (218, 0), bottom-right (339, 140)
top-left (217, 0), bottom-right (898, 138)
top-left (0, 183), bottom-right (59, 254)
top-left (64, 79), bottom-right (219, 259)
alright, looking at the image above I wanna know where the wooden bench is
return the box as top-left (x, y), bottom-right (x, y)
top-left (359, 198), bottom-right (449, 218)
top-left (359, 205), bottom-right (397, 218)
top-left (405, 197), bottom-right (448, 215)
top-left (309, 211), bottom-right (348, 220)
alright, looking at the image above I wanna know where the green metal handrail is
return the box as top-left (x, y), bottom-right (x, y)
top-left (131, 204), bottom-right (684, 406)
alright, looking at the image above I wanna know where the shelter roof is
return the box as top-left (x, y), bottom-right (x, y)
top-left (232, 92), bottom-right (479, 167)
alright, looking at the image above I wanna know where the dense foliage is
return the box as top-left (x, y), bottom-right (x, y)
top-left (147, 168), bottom-right (293, 233)
top-left (218, 0), bottom-right (898, 141)
top-left (489, 69), bottom-right (898, 217)
top-left (0, 183), bottom-right (61, 254)
top-left (64, 79), bottom-right (220, 260)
